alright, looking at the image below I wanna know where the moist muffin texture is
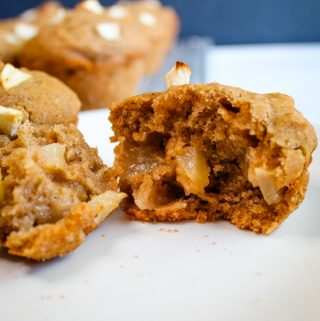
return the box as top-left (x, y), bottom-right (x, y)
top-left (110, 83), bottom-right (317, 234)
top-left (110, 0), bottom-right (180, 74)
top-left (0, 62), bottom-right (80, 125)
top-left (0, 122), bottom-right (124, 260)
top-left (18, 0), bottom-right (152, 109)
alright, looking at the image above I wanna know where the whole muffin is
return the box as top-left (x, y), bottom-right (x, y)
top-left (19, 0), bottom-right (151, 109)
top-left (110, 63), bottom-right (317, 234)
top-left (0, 62), bottom-right (80, 125)
top-left (107, 0), bottom-right (180, 74)
top-left (0, 1), bottom-right (66, 64)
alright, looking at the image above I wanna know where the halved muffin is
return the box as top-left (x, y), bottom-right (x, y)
top-left (0, 121), bottom-right (125, 260)
top-left (18, 0), bottom-right (151, 109)
top-left (0, 62), bottom-right (125, 260)
top-left (110, 62), bottom-right (317, 234)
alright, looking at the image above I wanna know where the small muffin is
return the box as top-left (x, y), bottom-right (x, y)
top-left (0, 1), bottom-right (66, 64)
top-left (110, 62), bottom-right (317, 234)
top-left (0, 62), bottom-right (80, 125)
top-left (109, 0), bottom-right (180, 74)
top-left (19, 0), bottom-right (151, 109)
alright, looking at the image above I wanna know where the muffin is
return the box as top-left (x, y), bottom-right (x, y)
top-left (0, 121), bottom-right (125, 260)
top-left (19, 0), bottom-right (152, 109)
top-left (19, 1), bottom-right (66, 27)
top-left (110, 62), bottom-right (317, 234)
top-left (0, 62), bottom-right (80, 125)
top-left (0, 19), bottom-right (21, 64)
top-left (0, 1), bottom-right (66, 64)
top-left (107, 0), bottom-right (180, 74)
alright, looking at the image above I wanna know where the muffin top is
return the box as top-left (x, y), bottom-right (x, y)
top-left (107, 0), bottom-right (180, 42)
top-left (20, 0), bottom-right (152, 68)
top-left (19, 1), bottom-right (67, 27)
top-left (0, 1), bottom-right (66, 63)
top-left (0, 62), bottom-right (80, 126)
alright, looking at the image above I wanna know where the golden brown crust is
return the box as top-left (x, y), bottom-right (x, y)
top-left (5, 191), bottom-right (126, 260)
top-left (0, 63), bottom-right (80, 124)
top-left (110, 83), bottom-right (317, 234)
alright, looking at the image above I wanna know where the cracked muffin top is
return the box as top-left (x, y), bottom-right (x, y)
top-left (0, 121), bottom-right (124, 260)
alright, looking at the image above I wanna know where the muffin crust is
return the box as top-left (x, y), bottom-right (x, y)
top-left (0, 62), bottom-right (80, 125)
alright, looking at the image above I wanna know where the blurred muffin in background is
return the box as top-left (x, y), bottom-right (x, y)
top-left (0, 1), bottom-right (66, 64)
top-left (109, 0), bottom-right (180, 74)
top-left (19, 0), bottom-right (153, 109)
top-left (0, 20), bottom-right (21, 64)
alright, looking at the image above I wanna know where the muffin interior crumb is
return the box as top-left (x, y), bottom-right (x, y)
top-left (115, 97), bottom-right (264, 212)
top-left (111, 84), bottom-right (316, 233)
top-left (0, 123), bottom-right (115, 243)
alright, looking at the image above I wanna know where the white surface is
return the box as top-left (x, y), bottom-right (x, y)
top-left (0, 44), bottom-right (320, 321)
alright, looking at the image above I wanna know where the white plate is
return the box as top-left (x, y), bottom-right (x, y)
top-left (0, 109), bottom-right (319, 321)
